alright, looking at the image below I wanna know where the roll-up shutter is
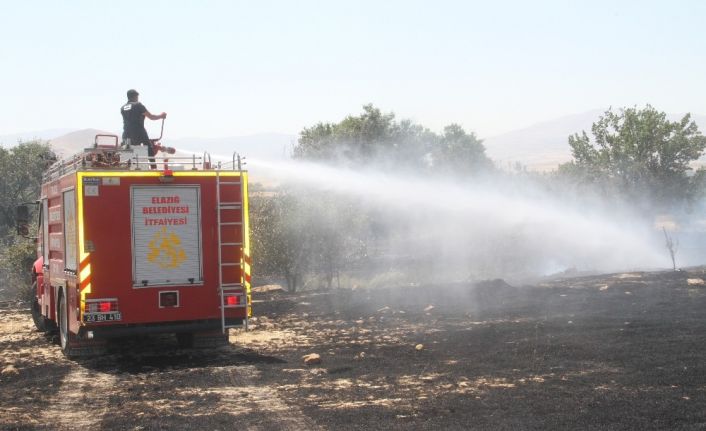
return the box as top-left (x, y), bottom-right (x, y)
top-left (131, 185), bottom-right (203, 287)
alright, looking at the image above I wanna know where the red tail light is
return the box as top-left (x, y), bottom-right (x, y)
top-left (86, 299), bottom-right (118, 313)
top-left (225, 295), bottom-right (239, 306)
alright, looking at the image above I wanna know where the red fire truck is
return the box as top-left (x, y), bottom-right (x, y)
top-left (16, 130), bottom-right (251, 357)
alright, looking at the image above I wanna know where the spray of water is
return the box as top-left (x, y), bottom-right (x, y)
top-left (171, 147), bottom-right (687, 281)
top-left (239, 155), bottom-right (669, 277)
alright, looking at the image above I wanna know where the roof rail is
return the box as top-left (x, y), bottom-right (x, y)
top-left (42, 134), bottom-right (246, 182)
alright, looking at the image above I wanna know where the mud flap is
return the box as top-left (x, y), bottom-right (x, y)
top-left (63, 338), bottom-right (108, 358)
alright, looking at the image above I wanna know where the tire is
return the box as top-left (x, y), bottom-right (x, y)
top-left (58, 293), bottom-right (70, 355)
top-left (31, 295), bottom-right (47, 332)
top-left (55, 293), bottom-right (103, 358)
top-left (30, 280), bottom-right (47, 332)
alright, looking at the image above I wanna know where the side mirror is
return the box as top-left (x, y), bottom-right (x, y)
top-left (16, 205), bottom-right (30, 236)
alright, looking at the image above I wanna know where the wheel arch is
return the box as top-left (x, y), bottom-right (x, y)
top-left (32, 256), bottom-right (43, 279)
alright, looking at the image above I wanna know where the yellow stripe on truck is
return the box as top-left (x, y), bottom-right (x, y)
top-left (77, 171), bottom-right (244, 178)
top-left (241, 172), bottom-right (252, 316)
top-left (77, 173), bottom-right (91, 317)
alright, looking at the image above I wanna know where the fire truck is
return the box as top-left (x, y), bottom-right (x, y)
top-left (16, 126), bottom-right (251, 357)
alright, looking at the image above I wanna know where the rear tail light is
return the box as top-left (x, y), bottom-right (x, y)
top-left (224, 294), bottom-right (240, 307)
top-left (86, 299), bottom-right (118, 313)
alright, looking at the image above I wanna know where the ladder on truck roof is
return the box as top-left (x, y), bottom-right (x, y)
top-left (216, 167), bottom-right (248, 334)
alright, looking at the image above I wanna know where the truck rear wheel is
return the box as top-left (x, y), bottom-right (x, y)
top-left (30, 282), bottom-right (47, 332)
top-left (31, 298), bottom-right (47, 332)
top-left (57, 295), bottom-right (74, 358)
top-left (57, 294), bottom-right (105, 358)
top-left (57, 295), bottom-right (69, 353)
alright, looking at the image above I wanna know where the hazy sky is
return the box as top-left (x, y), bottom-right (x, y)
top-left (2, 0), bottom-right (705, 139)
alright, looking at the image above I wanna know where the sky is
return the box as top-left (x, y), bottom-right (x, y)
top-left (1, 0), bottom-right (706, 139)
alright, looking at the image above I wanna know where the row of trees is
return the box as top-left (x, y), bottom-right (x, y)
top-left (252, 104), bottom-right (706, 291)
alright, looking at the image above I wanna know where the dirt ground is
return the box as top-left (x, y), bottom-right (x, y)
top-left (1, 268), bottom-right (706, 430)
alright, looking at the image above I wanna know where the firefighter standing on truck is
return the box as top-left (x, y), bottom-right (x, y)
top-left (120, 89), bottom-right (167, 167)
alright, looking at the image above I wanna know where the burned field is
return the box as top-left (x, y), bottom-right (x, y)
top-left (2, 268), bottom-right (706, 430)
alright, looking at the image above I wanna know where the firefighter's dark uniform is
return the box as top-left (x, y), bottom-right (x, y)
top-left (120, 101), bottom-right (155, 157)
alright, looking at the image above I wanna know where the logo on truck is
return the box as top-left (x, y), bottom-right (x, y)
top-left (147, 227), bottom-right (187, 269)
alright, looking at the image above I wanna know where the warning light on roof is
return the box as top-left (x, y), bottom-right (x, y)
top-left (159, 168), bottom-right (174, 183)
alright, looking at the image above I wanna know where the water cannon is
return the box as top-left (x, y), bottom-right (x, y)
top-left (148, 118), bottom-right (174, 154)
top-left (154, 143), bottom-right (176, 155)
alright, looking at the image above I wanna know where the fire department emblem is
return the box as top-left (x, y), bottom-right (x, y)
top-left (147, 227), bottom-right (187, 269)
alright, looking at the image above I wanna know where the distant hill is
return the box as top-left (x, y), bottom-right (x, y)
top-left (48, 128), bottom-right (116, 157)
top-left (483, 110), bottom-right (602, 171)
top-left (0, 128), bottom-right (76, 147)
top-left (483, 110), bottom-right (706, 171)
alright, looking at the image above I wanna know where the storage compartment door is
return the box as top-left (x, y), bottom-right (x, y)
top-left (131, 185), bottom-right (203, 287)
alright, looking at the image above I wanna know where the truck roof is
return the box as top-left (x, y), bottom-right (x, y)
top-left (44, 134), bottom-right (245, 182)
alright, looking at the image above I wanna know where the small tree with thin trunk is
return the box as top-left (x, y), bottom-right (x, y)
top-left (662, 227), bottom-right (678, 271)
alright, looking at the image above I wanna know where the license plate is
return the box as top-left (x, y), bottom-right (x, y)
top-left (83, 312), bottom-right (122, 323)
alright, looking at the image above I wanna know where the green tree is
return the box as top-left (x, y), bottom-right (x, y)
top-left (250, 191), bottom-right (312, 292)
top-left (0, 141), bottom-right (55, 236)
top-left (295, 104), bottom-right (492, 176)
top-left (432, 124), bottom-right (493, 176)
top-left (0, 238), bottom-right (36, 302)
top-left (295, 104), bottom-right (401, 163)
top-left (250, 188), bottom-right (369, 292)
top-left (564, 105), bottom-right (706, 207)
top-left (0, 140), bottom-right (54, 300)
top-left (257, 106), bottom-right (493, 291)
top-left (307, 193), bottom-right (368, 289)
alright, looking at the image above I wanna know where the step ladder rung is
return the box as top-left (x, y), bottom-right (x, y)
top-left (219, 181), bottom-right (241, 185)
top-left (220, 262), bottom-right (242, 267)
top-left (220, 242), bottom-right (242, 246)
top-left (221, 282), bottom-right (243, 287)
top-left (220, 202), bottom-right (241, 206)
top-left (220, 222), bottom-right (242, 226)
top-left (220, 290), bottom-right (244, 295)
